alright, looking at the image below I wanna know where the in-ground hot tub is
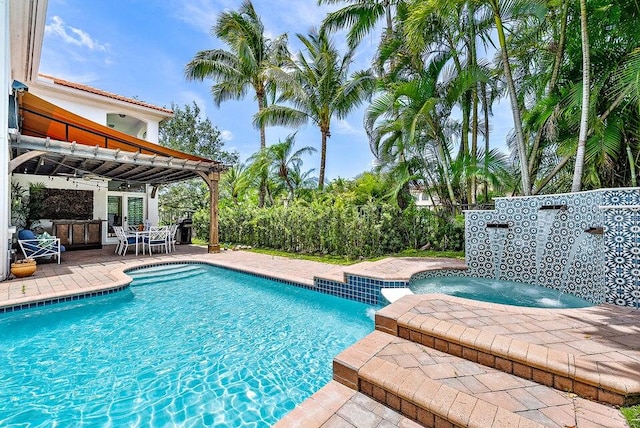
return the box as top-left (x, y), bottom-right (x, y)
top-left (409, 276), bottom-right (594, 309)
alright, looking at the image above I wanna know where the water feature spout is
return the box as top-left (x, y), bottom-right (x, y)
top-left (486, 224), bottom-right (509, 279)
top-left (539, 204), bottom-right (567, 211)
top-left (486, 223), bottom-right (509, 229)
top-left (535, 206), bottom-right (567, 286)
top-left (585, 227), bottom-right (603, 235)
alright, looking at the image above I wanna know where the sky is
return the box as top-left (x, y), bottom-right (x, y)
top-left (39, 0), bottom-right (513, 181)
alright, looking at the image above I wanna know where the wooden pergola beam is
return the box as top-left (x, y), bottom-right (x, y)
top-left (198, 171), bottom-right (220, 253)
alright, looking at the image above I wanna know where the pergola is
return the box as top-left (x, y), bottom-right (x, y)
top-left (10, 92), bottom-right (226, 252)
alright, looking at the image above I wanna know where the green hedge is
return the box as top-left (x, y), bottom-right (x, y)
top-left (204, 200), bottom-right (463, 259)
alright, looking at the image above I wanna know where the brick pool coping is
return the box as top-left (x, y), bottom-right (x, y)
top-left (376, 294), bottom-right (640, 407)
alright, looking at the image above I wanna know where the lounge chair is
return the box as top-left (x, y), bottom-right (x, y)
top-left (17, 229), bottom-right (65, 264)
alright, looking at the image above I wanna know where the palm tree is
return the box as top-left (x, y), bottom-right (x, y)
top-left (184, 0), bottom-right (289, 206)
top-left (485, 0), bottom-right (548, 196)
top-left (318, 0), bottom-right (405, 48)
top-left (365, 58), bottom-right (461, 208)
top-left (256, 28), bottom-right (375, 190)
top-left (268, 133), bottom-right (317, 202)
top-left (571, 0), bottom-right (590, 191)
top-left (220, 163), bottom-right (251, 205)
top-left (518, 0), bottom-right (640, 192)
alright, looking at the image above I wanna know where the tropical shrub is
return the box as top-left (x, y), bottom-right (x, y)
top-left (217, 200), bottom-right (464, 258)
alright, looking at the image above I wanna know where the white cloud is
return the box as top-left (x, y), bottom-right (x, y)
top-left (45, 16), bottom-right (109, 52)
top-left (170, 0), bottom-right (233, 35)
top-left (334, 118), bottom-right (365, 137)
top-left (261, 0), bottom-right (334, 30)
top-left (220, 130), bottom-right (234, 141)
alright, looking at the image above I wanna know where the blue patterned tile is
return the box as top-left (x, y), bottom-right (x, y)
top-left (463, 188), bottom-right (640, 307)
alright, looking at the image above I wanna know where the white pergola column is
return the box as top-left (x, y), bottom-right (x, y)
top-left (1, 0), bottom-right (11, 280)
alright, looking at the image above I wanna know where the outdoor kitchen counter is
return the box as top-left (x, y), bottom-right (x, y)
top-left (52, 220), bottom-right (103, 250)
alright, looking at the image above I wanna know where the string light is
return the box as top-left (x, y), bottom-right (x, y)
top-left (17, 156), bottom-right (147, 191)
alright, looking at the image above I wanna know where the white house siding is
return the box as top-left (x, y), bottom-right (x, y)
top-left (2, 0), bottom-right (11, 279)
top-left (31, 77), bottom-right (165, 143)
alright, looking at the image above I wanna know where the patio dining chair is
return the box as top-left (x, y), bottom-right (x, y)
top-left (114, 226), bottom-right (136, 256)
top-left (144, 228), bottom-right (170, 255)
top-left (167, 224), bottom-right (178, 252)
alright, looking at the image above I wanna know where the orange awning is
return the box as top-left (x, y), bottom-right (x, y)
top-left (18, 92), bottom-right (218, 164)
top-left (11, 92), bottom-right (225, 185)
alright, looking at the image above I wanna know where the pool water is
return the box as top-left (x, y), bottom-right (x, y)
top-left (410, 276), bottom-right (594, 308)
top-left (0, 264), bottom-right (374, 427)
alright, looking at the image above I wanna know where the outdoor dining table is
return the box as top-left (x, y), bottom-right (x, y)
top-left (131, 229), bottom-right (152, 256)
top-left (129, 227), bottom-right (171, 255)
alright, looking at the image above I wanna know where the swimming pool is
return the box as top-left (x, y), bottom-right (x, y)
top-left (410, 276), bottom-right (594, 308)
top-left (0, 264), bottom-right (374, 427)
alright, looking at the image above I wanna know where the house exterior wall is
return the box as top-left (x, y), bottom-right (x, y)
top-left (30, 78), bottom-right (164, 143)
top-left (2, 0), bottom-right (11, 279)
top-left (13, 79), bottom-right (174, 245)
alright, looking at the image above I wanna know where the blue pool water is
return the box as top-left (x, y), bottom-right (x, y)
top-left (410, 276), bottom-right (594, 308)
top-left (0, 264), bottom-right (374, 427)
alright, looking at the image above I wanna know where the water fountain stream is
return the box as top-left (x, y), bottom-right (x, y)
top-left (535, 205), bottom-right (567, 286)
top-left (486, 223), bottom-right (509, 280)
top-left (558, 231), bottom-right (602, 300)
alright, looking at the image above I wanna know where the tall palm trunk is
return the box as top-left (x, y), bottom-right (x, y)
top-left (449, 43), bottom-right (471, 204)
top-left (384, 0), bottom-right (393, 33)
top-left (439, 141), bottom-right (458, 208)
top-left (490, 0), bottom-right (532, 195)
top-left (319, 128), bottom-right (329, 190)
top-left (528, 0), bottom-right (569, 180)
top-left (481, 83), bottom-right (490, 203)
top-left (469, 4), bottom-right (479, 205)
top-left (257, 89), bottom-right (267, 207)
top-left (627, 145), bottom-right (637, 187)
top-left (571, 0), bottom-right (590, 192)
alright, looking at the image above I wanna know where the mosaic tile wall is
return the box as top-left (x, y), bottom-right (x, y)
top-left (602, 189), bottom-right (640, 307)
top-left (465, 188), bottom-right (640, 307)
top-left (315, 275), bottom-right (408, 305)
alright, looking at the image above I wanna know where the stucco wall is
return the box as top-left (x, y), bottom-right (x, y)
top-left (29, 80), bottom-right (166, 143)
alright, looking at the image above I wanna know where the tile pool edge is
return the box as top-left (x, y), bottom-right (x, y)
top-left (1, 259), bottom-right (346, 314)
top-left (1, 260), bottom-right (466, 314)
top-left (0, 283), bottom-right (131, 314)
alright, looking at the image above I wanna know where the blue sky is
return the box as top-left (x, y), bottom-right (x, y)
top-left (39, 0), bottom-right (514, 180)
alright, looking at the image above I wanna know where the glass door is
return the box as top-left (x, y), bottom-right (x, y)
top-left (107, 195), bottom-right (123, 238)
top-left (107, 194), bottom-right (145, 238)
top-left (126, 196), bottom-right (144, 229)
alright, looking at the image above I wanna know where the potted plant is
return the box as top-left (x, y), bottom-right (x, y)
top-left (10, 258), bottom-right (37, 278)
top-left (10, 181), bottom-right (28, 230)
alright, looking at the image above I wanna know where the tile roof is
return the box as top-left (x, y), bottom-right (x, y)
top-left (38, 74), bottom-right (173, 115)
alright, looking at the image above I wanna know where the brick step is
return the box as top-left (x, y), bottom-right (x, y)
top-left (334, 331), bottom-right (627, 428)
top-left (375, 298), bottom-right (640, 407)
